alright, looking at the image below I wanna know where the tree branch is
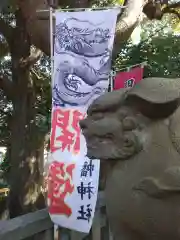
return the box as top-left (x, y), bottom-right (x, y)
top-left (19, 48), bottom-right (43, 68)
top-left (0, 74), bottom-right (13, 100)
top-left (0, 17), bottom-right (13, 44)
top-left (113, 0), bottom-right (148, 58)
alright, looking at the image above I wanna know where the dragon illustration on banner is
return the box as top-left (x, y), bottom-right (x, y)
top-left (53, 17), bottom-right (113, 106)
top-left (54, 17), bottom-right (111, 57)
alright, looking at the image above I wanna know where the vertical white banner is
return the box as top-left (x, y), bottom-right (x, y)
top-left (48, 9), bottom-right (119, 233)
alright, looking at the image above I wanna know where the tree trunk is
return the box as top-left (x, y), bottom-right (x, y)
top-left (17, 0), bottom-right (90, 57)
top-left (7, 9), bottom-right (45, 218)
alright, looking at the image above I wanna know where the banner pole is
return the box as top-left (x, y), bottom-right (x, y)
top-left (50, 7), bottom-right (54, 86)
top-left (36, 5), bottom-right (126, 12)
top-left (49, 7), bottom-right (58, 240)
top-left (110, 71), bottom-right (115, 92)
top-left (110, 72), bottom-right (113, 92)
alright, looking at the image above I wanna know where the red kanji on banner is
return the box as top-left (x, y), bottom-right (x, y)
top-left (50, 109), bottom-right (85, 154)
top-left (72, 110), bottom-right (83, 153)
top-left (47, 161), bottom-right (75, 217)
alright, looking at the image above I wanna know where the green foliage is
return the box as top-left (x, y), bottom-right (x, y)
top-left (91, 0), bottom-right (117, 7)
top-left (114, 24), bottom-right (180, 78)
top-left (0, 10), bottom-right (51, 179)
top-left (32, 56), bottom-right (51, 134)
top-left (0, 154), bottom-right (10, 173)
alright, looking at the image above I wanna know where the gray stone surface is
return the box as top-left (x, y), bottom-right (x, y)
top-left (80, 77), bottom-right (180, 240)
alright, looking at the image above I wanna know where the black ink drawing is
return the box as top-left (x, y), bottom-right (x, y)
top-left (55, 18), bottom-right (110, 57)
top-left (77, 204), bottom-right (92, 222)
top-left (53, 16), bottom-right (113, 106)
top-left (77, 182), bottom-right (94, 200)
top-left (81, 160), bottom-right (94, 177)
top-left (53, 52), bottom-right (108, 106)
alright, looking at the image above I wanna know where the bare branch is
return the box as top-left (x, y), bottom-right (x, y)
top-left (30, 68), bottom-right (42, 80)
top-left (0, 74), bottom-right (13, 99)
top-left (113, 0), bottom-right (148, 58)
top-left (0, 17), bottom-right (13, 44)
top-left (19, 48), bottom-right (43, 68)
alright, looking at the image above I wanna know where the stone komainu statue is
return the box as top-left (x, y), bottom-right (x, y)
top-left (80, 77), bottom-right (180, 240)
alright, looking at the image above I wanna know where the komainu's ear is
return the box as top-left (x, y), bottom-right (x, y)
top-left (128, 77), bottom-right (180, 104)
top-left (126, 78), bottom-right (180, 119)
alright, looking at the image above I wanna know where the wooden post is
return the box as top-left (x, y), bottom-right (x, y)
top-left (109, 226), bottom-right (114, 240)
top-left (92, 209), bottom-right (101, 240)
top-left (0, 191), bottom-right (107, 240)
top-left (45, 229), bottom-right (54, 240)
top-left (0, 209), bottom-right (53, 240)
top-left (70, 231), bottom-right (87, 240)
